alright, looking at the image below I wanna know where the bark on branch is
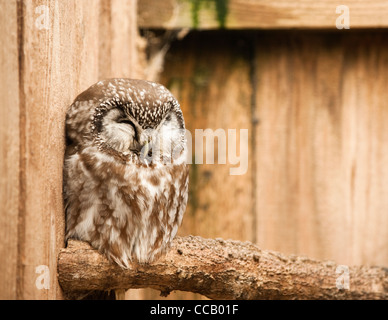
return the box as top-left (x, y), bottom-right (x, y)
top-left (58, 236), bottom-right (388, 299)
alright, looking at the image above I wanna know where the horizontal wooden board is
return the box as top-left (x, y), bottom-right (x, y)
top-left (138, 0), bottom-right (388, 29)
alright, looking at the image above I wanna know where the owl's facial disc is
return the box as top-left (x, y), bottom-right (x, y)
top-left (99, 107), bottom-right (185, 165)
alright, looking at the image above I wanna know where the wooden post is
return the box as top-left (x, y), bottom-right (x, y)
top-left (0, 0), bottom-right (140, 300)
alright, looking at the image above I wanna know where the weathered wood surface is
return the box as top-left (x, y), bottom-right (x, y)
top-left (162, 30), bottom-right (388, 267)
top-left (59, 238), bottom-right (388, 300)
top-left (135, 31), bottom-right (388, 300)
top-left (138, 0), bottom-right (388, 29)
top-left (3, 0), bottom-right (388, 301)
top-left (254, 32), bottom-right (388, 267)
top-left (0, 0), bottom-right (139, 300)
top-left (0, 0), bottom-right (20, 300)
top-left (162, 34), bottom-right (254, 243)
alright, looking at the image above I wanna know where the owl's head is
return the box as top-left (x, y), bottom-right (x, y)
top-left (66, 79), bottom-right (186, 165)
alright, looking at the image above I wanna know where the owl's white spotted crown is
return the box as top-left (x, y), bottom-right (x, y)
top-left (94, 78), bottom-right (182, 129)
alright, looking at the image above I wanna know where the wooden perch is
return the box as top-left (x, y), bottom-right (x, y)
top-left (58, 236), bottom-right (388, 299)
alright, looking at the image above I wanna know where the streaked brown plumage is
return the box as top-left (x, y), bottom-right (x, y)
top-left (64, 79), bottom-right (189, 267)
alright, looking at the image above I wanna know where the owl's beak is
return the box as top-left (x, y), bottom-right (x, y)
top-left (139, 132), bottom-right (153, 164)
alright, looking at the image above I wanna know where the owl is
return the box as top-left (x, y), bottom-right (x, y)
top-left (64, 79), bottom-right (189, 268)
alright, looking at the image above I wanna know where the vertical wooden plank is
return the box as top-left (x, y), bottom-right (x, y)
top-left (255, 33), bottom-right (327, 259)
top-left (18, 0), bottom-right (100, 299)
top-left (163, 33), bottom-right (253, 243)
top-left (98, 0), bottom-right (112, 79)
top-left (254, 32), bottom-right (388, 266)
top-left (0, 0), bottom-right (20, 300)
top-left (99, 0), bottom-right (140, 79)
top-left (340, 35), bottom-right (388, 265)
top-left (110, 0), bottom-right (138, 77)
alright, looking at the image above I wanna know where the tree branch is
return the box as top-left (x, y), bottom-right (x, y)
top-left (58, 236), bottom-right (388, 299)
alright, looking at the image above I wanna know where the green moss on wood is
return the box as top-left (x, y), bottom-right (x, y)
top-left (214, 0), bottom-right (228, 29)
top-left (189, 0), bottom-right (229, 29)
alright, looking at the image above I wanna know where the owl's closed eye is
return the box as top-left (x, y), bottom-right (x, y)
top-left (100, 108), bottom-right (139, 153)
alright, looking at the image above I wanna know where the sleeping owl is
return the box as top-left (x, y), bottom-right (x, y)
top-left (64, 79), bottom-right (189, 268)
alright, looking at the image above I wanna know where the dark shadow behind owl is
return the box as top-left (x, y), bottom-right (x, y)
top-left (63, 79), bottom-right (189, 273)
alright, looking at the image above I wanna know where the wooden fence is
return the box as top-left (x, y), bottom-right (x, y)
top-left (1, 0), bottom-right (388, 300)
top-left (0, 0), bottom-right (140, 300)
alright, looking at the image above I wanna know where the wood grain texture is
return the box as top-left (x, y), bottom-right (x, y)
top-left (4, 0), bottom-right (388, 301)
top-left (0, 0), bottom-right (20, 300)
top-left (0, 0), bottom-right (140, 300)
top-left (18, 0), bottom-right (100, 300)
top-left (162, 33), bottom-right (254, 242)
top-left (138, 0), bottom-right (388, 29)
top-left (59, 238), bottom-right (388, 300)
top-left (99, 0), bottom-right (140, 79)
top-left (254, 32), bottom-right (388, 267)
top-left (127, 32), bottom-right (254, 300)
